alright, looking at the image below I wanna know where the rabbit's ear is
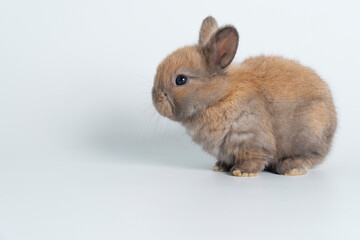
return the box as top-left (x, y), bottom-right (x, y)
top-left (199, 16), bottom-right (218, 46)
top-left (203, 26), bottom-right (239, 71)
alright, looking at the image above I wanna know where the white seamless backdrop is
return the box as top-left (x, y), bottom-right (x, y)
top-left (0, 0), bottom-right (359, 239)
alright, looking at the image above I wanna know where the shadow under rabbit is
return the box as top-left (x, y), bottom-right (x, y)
top-left (81, 113), bottom-right (212, 170)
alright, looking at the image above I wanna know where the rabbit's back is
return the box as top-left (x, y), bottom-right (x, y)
top-left (232, 55), bottom-right (331, 100)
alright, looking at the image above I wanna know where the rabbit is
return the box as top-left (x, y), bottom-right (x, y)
top-left (152, 16), bottom-right (337, 177)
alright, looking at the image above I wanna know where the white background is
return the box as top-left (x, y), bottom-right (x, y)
top-left (1, 0), bottom-right (360, 239)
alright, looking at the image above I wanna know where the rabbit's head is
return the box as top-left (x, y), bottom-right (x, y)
top-left (152, 16), bottom-right (239, 122)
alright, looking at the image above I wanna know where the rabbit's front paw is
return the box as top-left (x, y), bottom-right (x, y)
top-left (230, 151), bottom-right (268, 177)
top-left (213, 161), bottom-right (229, 172)
top-left (231, 169), bottom-right (259, 177)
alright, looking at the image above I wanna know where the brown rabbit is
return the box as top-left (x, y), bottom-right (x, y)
top-left (152, 16), bottom-right (337, 177)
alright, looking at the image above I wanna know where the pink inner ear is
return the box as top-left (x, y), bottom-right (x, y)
top-left (215, 35), bottom-right (231, 65)
top-left (215, 42), bottom-right (225, 64)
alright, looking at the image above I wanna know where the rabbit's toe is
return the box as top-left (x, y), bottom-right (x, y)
top-left (213, 165), bottom-right (226, 172)
top-left (284, 168), bottom-right (308, 176)
top-left (232, 169), bottom-right (259, 177)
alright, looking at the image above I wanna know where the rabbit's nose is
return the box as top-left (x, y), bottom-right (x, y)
top-left (152, 88), bottom-right (164, 103)
top-left (152, 87), bottom-right (168, 99)
top-left (152, 87), bottom-right (156, 99)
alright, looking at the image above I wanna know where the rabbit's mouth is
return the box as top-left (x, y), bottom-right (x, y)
top-left (152, 87), bottom-right (177, 121)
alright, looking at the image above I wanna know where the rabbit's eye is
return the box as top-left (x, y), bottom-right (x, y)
top-left (175, 75), bottom-right (188, 85)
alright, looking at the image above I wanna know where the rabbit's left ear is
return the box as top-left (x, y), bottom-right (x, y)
top-left (199, 16), bottom-right (218, 46)
top-left (202, 26), bottom-right (239, 72)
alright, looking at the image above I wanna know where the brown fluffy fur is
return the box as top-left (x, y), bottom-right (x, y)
top-left (152, 16), bottom-right (337, 177)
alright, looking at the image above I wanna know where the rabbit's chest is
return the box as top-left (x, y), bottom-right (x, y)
top-left (185, 113), bottom-right (235, 157)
